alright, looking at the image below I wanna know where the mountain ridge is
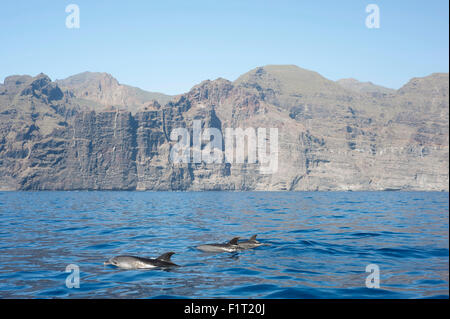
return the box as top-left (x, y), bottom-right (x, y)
top-left (55, 71), bottom-right (173, 113)
top-left (0, 65), bottom-right (448, 191)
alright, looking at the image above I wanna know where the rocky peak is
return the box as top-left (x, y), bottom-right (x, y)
top-left (336, 78), bottom-right (395, 96)
top-left (234, 65), bottom-right (331, 92)
top-left (57, 71), bottom-right (119, 87)
top-left (186, 78), bottom-right (234, 106)
top-left (26, 73), bottom-right (52, 89)
top-left (56, 72), bottom-right (172, 112)
top-left (0, 75), bottom-right (33, 95)
top-left (3, 75), bottom-right (33, 87)
top-left (397, 73), bottom-right (449, 96)
top-left (20, 73), bottom-right (63, 102)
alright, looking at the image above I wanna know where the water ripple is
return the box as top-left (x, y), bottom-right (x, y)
top-left (0, 191), bottom-right (448, 299)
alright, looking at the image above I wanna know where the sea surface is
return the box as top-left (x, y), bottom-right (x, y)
top-left (0, 191), bottom-right (448, 299)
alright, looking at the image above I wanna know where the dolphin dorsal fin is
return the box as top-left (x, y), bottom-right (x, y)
top-left (250, 234), bottom-right (258, 241)
top-left (228, 237), bottom-right (240, 245)
top-left (156, 252), bottom-right (175, 261)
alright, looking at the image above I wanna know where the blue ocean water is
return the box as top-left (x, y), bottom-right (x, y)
top-left (0, 191), bottom-right (448, 299)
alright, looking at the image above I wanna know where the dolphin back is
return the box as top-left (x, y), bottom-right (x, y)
top-left (156, 252), bottom-right (175, 262)
top-left (228, 237), bottom-right (240, 245)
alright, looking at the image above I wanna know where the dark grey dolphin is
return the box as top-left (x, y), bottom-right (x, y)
top-left (104, 252), bottom-right (178, 269)
top-left (237, 234), bottom-right (264, 250)
top-left (196, 237), bottom-right (240, 253)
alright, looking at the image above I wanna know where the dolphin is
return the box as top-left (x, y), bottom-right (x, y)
top-left (237, 234), bottom-right (264, 250)
top-left (104, 252), bottom-right (178, 269)
top-left (196, 237), bottom-right (240, 253)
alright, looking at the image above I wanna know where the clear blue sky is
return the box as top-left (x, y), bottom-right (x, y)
top-left (0, 0), bottom-right (448, 94)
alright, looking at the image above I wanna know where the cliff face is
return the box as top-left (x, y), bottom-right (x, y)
top-left (0, 66), bottom-right (448, 191)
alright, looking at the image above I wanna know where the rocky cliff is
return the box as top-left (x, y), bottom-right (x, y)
top-left (55, 72), bottom-right (173, 113)
top-left (0, 65), bottom-right (448, 191)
